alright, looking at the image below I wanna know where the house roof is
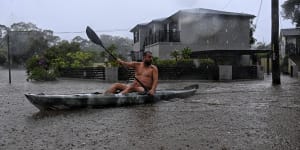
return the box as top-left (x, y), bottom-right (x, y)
top-left (177, 8), bottom-right (255, 18)
top-left (130, 8), bottom-right (255, 32)
top-left (281, 28), bottom-right (300, 36)
top-left (130, 23), bottom-right (148, 32)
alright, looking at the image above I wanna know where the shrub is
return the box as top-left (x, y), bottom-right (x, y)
top-left (198, 58), bottom-right (215, 66)
top-left (176, 59), bottom-right (194, 67)
top-left (26, 55), bottom-right (56, 81)
top-left (154, 59), bottom-right (177, 67)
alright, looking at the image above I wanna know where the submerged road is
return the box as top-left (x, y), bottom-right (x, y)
top-left (0, 69), bottom-right (299, 150)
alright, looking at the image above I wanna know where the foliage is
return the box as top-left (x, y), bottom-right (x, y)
top-left (170, 47), bottom-right (192, 61)
top-left (255, 42), bottom-right (271, 50)
top-left (198, 58), bottom-right (215, 66)
top-left (181, 47), bottom-right (192, 59)
top-left (153, 58), bottom-right (215, 68)
top-left (101, 44), bottom-right (123, 67)
top-left (25, 55), bottom-right (56, 81)
top-left (152, 57), bottom-right (159, 65)
top-left (170, 50), bottom-right (180, 61)
top-left (0, 22), bottom-right (61, 65)
top-left (66, 51), bottom-right (93, 68)
top-left (249, 20), bottom-right (257, 45)
top-left (153, 59), bottom-right (177, 67)
top-left (26, 41), bottom-right (94, 81)
top-left (281, 0), bottom-right (300, 27)
top-left (74, 34), bottom-right (133, 59)
top-left (45, 42), bottom-right (94, 69)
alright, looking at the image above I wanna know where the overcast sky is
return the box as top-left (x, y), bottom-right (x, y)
top-left (0, 0), bottom-right (295, 43)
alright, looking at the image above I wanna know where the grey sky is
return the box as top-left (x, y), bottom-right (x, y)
top-left (0, 0), bottom-right (294, 43)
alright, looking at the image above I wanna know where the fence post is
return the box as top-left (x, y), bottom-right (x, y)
top-left (105, 67), bottom-right (118, 82)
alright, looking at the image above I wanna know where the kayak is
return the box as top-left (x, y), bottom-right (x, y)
top-left (25, 84), bottom-right (198, 111)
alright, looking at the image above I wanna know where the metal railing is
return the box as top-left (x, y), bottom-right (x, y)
top-left (143, 30), bottom-right (180, 47)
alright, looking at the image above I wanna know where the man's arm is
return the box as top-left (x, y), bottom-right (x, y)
top-left (149, 65), bottom-right (158, 95)
top-left (117, 59), bottom-right (137, 68)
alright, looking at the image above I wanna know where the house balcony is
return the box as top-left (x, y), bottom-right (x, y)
top-left (143, 30), bottom-right (180, 48)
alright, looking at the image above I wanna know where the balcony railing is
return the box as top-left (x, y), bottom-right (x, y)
top-left (143, 30), bottom-right (180, 47)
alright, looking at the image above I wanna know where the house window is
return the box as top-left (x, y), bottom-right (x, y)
top-left (134, 31), bottom-right (139, 43)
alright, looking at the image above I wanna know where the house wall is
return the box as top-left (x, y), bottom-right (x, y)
top-left (280, 36), bottom-right (286, 58)
top-left (133, 28), bottom-right (148, 52)
top-left (179, 15), bottom-right (250, 51)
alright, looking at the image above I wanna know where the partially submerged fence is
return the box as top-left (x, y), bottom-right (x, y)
top-left (59, 67), bottom-right (105, 80)
top-left (59, 65), bottom-right (258, 81)
top-left (232, 66), bottom-right (257, 79)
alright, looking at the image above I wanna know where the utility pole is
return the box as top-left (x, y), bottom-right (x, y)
top-left (271, 0), bottom-right (281, 84)
top-left (267, 53), bottom-right (270, 75)
top-left (7, 31), bottom-right (11, 84)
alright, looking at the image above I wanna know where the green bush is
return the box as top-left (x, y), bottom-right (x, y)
top-left (154, 59), bottom-right (177, 67)
top-left (26, 41), bottom-right (95, 81)
top-left (66, 51), bottom-right (93, 68)
top-left (27, 67), bottom-right (56, 81)
top-left (181, 47), bottom-right (192, 59)
top-left (198, 58), bottom-right (215, 66)
top-left (26, 55), bottom-right (56, 81)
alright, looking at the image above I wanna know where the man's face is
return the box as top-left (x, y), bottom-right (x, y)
top-left (143, 53), bottom-right (153, 66)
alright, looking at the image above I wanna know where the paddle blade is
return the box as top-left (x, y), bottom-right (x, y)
top-left (86, 26), bottom-right (104, 47)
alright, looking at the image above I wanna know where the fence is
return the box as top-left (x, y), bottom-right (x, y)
top-left (59, 65), bottom-right (258, 81)
top-left (158, 66), bottom-right (219, 80)
top-left (59, 67), bottom-right (105, 80)
top-left (232, 66), bottom-right (257, 79)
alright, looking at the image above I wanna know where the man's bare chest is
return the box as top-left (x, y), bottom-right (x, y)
top-left (135, 66), bottom-right (153, 77)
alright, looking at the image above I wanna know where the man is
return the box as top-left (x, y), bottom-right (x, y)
top-left (105, 51), bottom-right (158, 95)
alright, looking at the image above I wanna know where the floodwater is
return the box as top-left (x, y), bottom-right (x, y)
top-left (0, 69), bottom-right (300, 150)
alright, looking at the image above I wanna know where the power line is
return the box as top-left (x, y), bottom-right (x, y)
top-left (255, 0), bottom-right (263, 27)
top-left (222, 0), bottom-right (233, 9)
top-left (54, 28), bottom-right (131, 34)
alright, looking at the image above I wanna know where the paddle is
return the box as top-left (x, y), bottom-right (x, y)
top-left (86, 26), bottom-right (149, 93)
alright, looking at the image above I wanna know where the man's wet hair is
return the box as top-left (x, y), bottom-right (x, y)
top-left (143, 51), bottom-right (152, 56)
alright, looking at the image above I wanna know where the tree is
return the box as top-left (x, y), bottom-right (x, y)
top-left (281, 0), bottom-right (300, 27)
top-left (170, 50), bottom-right (180, 61)
top-left (72, 36), bottom-right (89, 49)
top-left (42, 30), bottom-right (60, 46)
top-left (256, 42), bottom-right (271, 50)
top-left (11, 22), bottom-right (40, 31)
top-left (249, 20), bottom-right (257, 45)
top-left (0, 22), bottom-right (61, 66)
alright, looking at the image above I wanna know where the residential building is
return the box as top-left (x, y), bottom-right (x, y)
top-left (280, 28), bottom-right (300, 75)
top-left (130, 8), bottom-right (263, 65)
top-left (280, 28), bottom-right (300, 58)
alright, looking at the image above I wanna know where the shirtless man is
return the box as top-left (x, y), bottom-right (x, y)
top-left (105, 51), bottom-right (158, 95)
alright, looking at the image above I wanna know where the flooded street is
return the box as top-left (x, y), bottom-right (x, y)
top-left (0, 69), bottom-right (300, 150)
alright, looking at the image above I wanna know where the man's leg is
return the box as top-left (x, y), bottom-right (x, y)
top-left (105, 83), bottom-right (128, 94)
top-left (120, 86), bottom-right (145, 94)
